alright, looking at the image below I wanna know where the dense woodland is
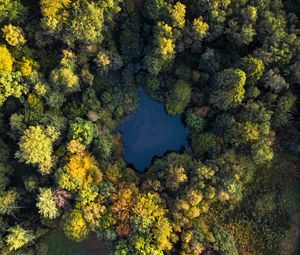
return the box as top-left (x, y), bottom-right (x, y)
top-left (0, 0), bottom-right (300, 254)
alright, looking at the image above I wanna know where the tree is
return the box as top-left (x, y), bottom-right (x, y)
top-left (24, 93), bottom-right (44, 123)
top-left (15, 125), bottom-right (59, 174)
top-left (166, 164), bottom-right (187, 191)
top-left (166, 80), bottom-right (191, 115)
top-left (132, 193), bottom-right (166, 231)
top-left (213, 224), bottom-right (238, 255)
top-left (0, 71), bottom-right (29, 106)
top-left (239, 56), bottom-right (264, 84)
top-left (50, 65), bottom-right (79, 92)
top-left (56, 150), bottom-right (103, 191)
top-left (170, 2), bottom-right (186, 29)
top-left (17, 57), bottom-right (37, 77)
top-left (40, 0), bottom-right (122, 45)
top-left (185, 109), bottom-right (205, 132)
top-left (263, 69), bottom-right (289, 92)
top-left (192, 132), bottom-right (218, 156)
top-left (192, 16), bottom-right (209, 40)
top-left (0, 190), bottom-right (19, 215)
top-left (36, 188), bottom-right (59, 219)
top-left (94, 50), bottom-right (123, 73)
top-left (68, 118), bottom-right (98, 145)
top-left (63, 209), bottom-right (89, 241)
top-left (272, 92), bottom-right (296, 128)
top-left (5, 226), bottom-right (34, 251)
top-left (210, 69), bottom-right (246, 110)
top-left (0, 45), bottom-right (14, 74)
top-left (144, 0), bottom-right (170, 22)
top-left (1, 24), bottom-right (26, 46)
top-left (0, 0), bottom-right (28, 24)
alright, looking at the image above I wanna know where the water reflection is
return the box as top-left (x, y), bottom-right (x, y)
top-left (116, 89), bottom-right (189, 172)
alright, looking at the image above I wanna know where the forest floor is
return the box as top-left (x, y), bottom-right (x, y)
top-left (279, 177), bottom-right (300, 255)
top-left (132, 0), bottom-right (143, 9)
top-left (46, 230), bottom-right (108, 255)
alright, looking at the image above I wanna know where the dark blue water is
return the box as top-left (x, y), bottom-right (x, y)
top-left (116, 89), bottom-right (189, 172)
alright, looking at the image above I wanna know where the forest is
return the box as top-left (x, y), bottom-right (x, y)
top-left (0, 0), bottom-right (299, 254)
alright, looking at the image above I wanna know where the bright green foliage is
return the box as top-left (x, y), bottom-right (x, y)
top-left (130, 192), bottom-right (174, 253)
top-left (210, 68), bottom-right (246, 109)
top-left (0, 71), bottom-right (28, 106)
top-left (192, 17), bottom-right (209, 40)
top-left (94, 50), bottom-right (123, 73)
top-left (239, 56), bottom-right (264, 83)
top-left (0, 45), bottom-right (14, 74)
top-left (63, 209), bottom-right (89, 241)
top-left (227, 121), bottom-right (261, 146)
top-left (143, 21), bottom-right (176, 75)
top-left (170, 2), bottom-right (186, 29)
top-left (16, 125), bottom-right (59, 174)
top-left (66, 1), bottom-right (105, 45)
top-left (5, 226), bottom-right (34, 251)
top-left (68, 118), bottom-right (98, 145)
top-left (251, 139), bottom-right (274, 165)
top-left (50, 54), bottom-right (80, 92)
top-left (0, 0), bottom-right (28, 24)
top-left (155, 23), bottom-right (175, 60)
top-left (40, 0), bottom-right (122, 45)
top-left (18, 57), bottom-right (37, 77)
top-left (166, 80), bottom-right (191, 115)
top-left (1, 24), bottom-right (26, 46)
top-left (0, 190), bottom-right (19, 215)
top-left (56, 146), bottom-right (103, 191)
top-left (24, 93), bottom-right (44, 123)
top-left (36, 188), bottom-right (59, 219)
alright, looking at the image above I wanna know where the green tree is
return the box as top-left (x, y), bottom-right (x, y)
top-left (213, 224), bottom-right (238, 255)
top-left (63, 209), bottom-right (89, 241)
top-left (192, 16), bottom-right (209, 40)
top-left (50, 65), bottom-right (79, 92)
top-left (166, 164), bottom-right (187, 191)
top-left (0, 190), bottom-right (19, 215)
top-left (170, 2), bottom-right (186, 29)
top-left (210, 68), bottom-right (246, 110)
top-left (0, 71), bottom-right (29, 106)
top-left (68, 118), bottom-right (98, 145)
top-left (36, 188), bottom-right (59, 219)
top-left (144, 0), bottom-right (170, 22)
top-left (0, 0), bottom-right (28, 24)
top-left (166, 80), bottom-right (191, 115)
top-left (15, 125), bottom-right (59, 174)
top-left (192, 132), bottom-right (218, 156)
top-left (5, 226), bottom-right (34, 251)
top-left (0, 45), bottom-right (14, 74)
top-left (239, 56), bottom-right (264, 84)
top-left (1, 24), bottom-right (26, 46)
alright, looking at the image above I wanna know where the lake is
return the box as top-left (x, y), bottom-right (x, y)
top-left (116, 88), bottom-right (189, 172)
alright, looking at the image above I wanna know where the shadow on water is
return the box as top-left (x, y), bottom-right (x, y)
top-left (116, 88), bottom-right (189, 172)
